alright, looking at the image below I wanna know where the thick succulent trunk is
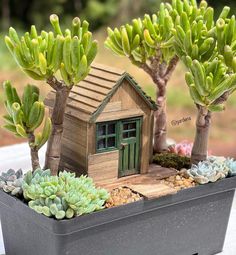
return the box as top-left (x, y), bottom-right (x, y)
top-left (153, 79), bottom-right (168, 153)
top-left (30, 148), bottom-right (40, 171)
top-left (28, 132), bottom-right (40, 171)
top-left (191, 107), bottom-right (211, 165)
top-left (44, 84), bottom-right (71, 175)
top-left (140, 56), bottom-right (179, 154)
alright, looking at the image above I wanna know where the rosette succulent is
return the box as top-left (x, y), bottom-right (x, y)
top-left (0, 169), bottom-right (23, 196)
top-left (187, 156), bottom-right (230, 184)
top-left (168, 141), bottom-right (193, 157)
top-left (22, 169), bottom-right (109, 220)
top-left (225, 158), bottom-right (236, 177)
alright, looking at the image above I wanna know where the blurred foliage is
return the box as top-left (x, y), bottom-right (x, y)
top-left (207, 0), bottom-right (236, 17)
top-left (1, 0), bottom-right (235, 32)
top-left (0, 0), bottom-right (164, 31)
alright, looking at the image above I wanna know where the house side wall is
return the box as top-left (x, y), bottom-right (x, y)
top-left (60, 114), bottom-right (88, 175)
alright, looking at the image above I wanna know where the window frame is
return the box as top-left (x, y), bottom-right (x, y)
top-left (96, 121), bottom-right (118, 153)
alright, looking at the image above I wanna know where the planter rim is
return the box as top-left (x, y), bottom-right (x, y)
top-left (0, 175), bottom-right (236, 235)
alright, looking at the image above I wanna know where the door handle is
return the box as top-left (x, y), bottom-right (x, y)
top-left (120, 143), bottom-right (128, 149)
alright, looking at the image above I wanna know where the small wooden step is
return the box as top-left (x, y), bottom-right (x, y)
top-left (127, 183), bottom-right (177, 200)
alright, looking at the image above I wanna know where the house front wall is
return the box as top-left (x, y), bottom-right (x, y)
top-left (87, 80), bottom-right (154, 182)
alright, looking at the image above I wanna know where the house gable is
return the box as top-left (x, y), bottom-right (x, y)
top-left (90, 73), bottom-right (157, 123)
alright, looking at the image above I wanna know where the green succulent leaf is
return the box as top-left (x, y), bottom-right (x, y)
top-left (22, 170), bottom-right (110, 220)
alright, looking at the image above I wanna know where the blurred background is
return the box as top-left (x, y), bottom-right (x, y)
top-left (0, 0), bottom-right (235, 157)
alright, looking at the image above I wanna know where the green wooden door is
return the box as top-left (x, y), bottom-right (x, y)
top-left (118, 118), bottom-right (141, 177)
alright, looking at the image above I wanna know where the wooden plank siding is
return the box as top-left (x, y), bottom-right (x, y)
top-left (60, 115), bottom-right (88, 173)
top-left (102, 101), bottom-right (122, 112)
top-left (149, 111), bottom-right (154, 163)
top-left (96, 109), bottom-right (144, 122)
top-left (87, 123), bottom-right (96, 156)
top-left (94, 80), bottom-right (153, 174)
top-left (88, 151), bottom-right (119, 182)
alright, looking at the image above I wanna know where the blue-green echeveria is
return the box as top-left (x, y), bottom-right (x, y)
top-left (22, 169), bottom-right (110, 219)
top-left (187, 156), bottom-right (229, 184)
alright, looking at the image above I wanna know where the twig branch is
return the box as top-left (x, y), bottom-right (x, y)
top-left (140, 62), bottom-right (153, 77)
top-left (150, 49), bottom-right (161, 72)
top-left (47, 76), bottom-right (64, 90)
top-left (164, 55), bottom-right (179, 82)
top-left (213, 91), bottom-right (230, 105)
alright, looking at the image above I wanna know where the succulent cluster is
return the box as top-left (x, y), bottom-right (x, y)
top-left (216, 12), bottom-right (236, 72)
top-left (105, 2), bottom-right (177, 65)
top-left (0, 169), bottom-right (23, 196)
top-left (168, 141), bottom-right (193, 157)
top-left (3, 81), bottom-right (51, 170)
top-left (172, 1), bottom-right (236, 113)
top-left (5, 14), bottom-right (98, 86)
top-left (226, 158), bottom-right (236, 177)
top-left (22, 169), bottom-right (109, 220)
top-left (3, 81), bottom-right (51, 147)
top-left (187, 156), bottom-right (236, 184)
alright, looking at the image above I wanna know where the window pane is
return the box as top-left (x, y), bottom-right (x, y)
top-left (97, 138), bottom-right (106, 150)
top-left (129, 122), bottom-right (136, 130)
top-left (129, 131), bottom-right (136, 137)
top-left (108, 123), bottom-right (115, 134)
top-left (98, 125), bottom-right (106, 136)
top-left (123, 123), bottom-right (129, 130)
top-left (107, 137), bottom-right (115, 147)
top-left (123, 132), bottom-right (129, 139)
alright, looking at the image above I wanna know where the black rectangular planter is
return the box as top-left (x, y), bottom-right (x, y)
top-left (0, 176), bottom-right (236, 255)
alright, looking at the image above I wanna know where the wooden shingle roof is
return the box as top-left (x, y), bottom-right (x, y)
top-left (45, 63), bottom-right (157, 122)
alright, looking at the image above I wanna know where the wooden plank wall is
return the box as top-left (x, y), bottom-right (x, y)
top-left (96, 80), bottom-right (153, 174)
top-left (88, 151), bottom-right (119, 182)
top-left (60, 114), bottom-right (88, 175)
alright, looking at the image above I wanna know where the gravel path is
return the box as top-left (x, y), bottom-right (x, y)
top-left (0, 143), bottom-right (235, 254)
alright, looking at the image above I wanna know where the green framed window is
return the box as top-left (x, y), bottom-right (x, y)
top-left (96, 122), bottom-right (117, 153)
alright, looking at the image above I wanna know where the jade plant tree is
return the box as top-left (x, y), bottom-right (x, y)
top-left (3, 82), bottom-right (51, 171)
top-left (172, 1), bottom-right (236, 164)
top-left (105, 3), bottom-right (179, 153)
top-left (5, 14), bottom-right (98, 175)
top-left (105, 0), bottom-right (203, 153)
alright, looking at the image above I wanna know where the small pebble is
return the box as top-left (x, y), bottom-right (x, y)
top-left (163, 171), bottom-right (196, 191)
top-left (176, 175), bottom-right (181, 181)
top-left (105, 187), bottom-right (142, 208)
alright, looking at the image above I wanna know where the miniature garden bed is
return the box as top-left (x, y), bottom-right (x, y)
top-left (0, 175), bottom-right (235, 255)
top-left (1, 1), bottom-right (236, 255)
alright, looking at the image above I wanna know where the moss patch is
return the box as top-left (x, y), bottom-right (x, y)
top-left (153, 153), bottom-right (191, 170)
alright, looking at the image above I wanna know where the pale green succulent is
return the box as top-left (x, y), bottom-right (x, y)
top-left (187, 156), bottom-right (230, 184)
top-left (22, 169), bottom-right (110, 220)
top-left (0, 169), bottom-right (23, 196)
top-left (225, 158), bottom-right (236, 177)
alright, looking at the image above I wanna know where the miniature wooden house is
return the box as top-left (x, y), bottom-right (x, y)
top-left (45, 63), bottom-right (157, 183)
